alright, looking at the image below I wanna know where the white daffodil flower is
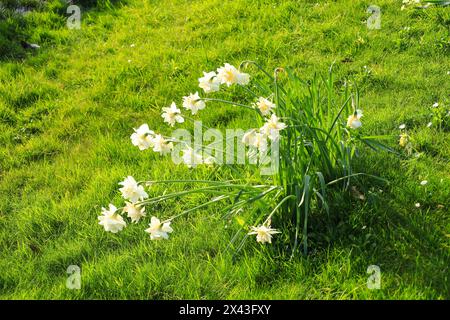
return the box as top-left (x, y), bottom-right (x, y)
top-left (98, 204), bottom-right (126, 233)
top-left (198, 71), bottom-right (220, 93)
top-left (130, 123), bottom-right (154, 151)
top-left (162, 102), bottom-right (184, 127)
top-left (347, 109), bottom-right (363, 129)
top-left (254, 97), bottom-right (276, 116)
top-left (151, 134), bottom-right (173, 155)
top-left (181, 147), bottom-right (204, 168)
top-left (118, 176), bottom-right (148, 203)
top-left (182, 92), bottom-right (206, 115)
top-left (260, 114), bottom-right (287, 140)
top-left (248, 224), bottom-right (281, 244)
top-left (145, 217), bottom-right (173, 240)
top-left (217, 63), bottom-right (239, 86)
top-left (123, 202), bottom-right (146, 223)
top-left (217, 63), bottom-right (250, 87)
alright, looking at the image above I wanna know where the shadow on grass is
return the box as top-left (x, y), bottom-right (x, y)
top-left (307, 151), bottom-right (450, 298)
top-left (0, 0), bottom-right (127, 61)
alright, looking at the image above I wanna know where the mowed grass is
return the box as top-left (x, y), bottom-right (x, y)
top-left (0, 0), bottom-right (449, 299)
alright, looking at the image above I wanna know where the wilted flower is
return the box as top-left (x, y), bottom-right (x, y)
top-left (182, 92), bottom-right (206, 115)
top-left (162, 102), bottom-right (184, 127)
top-left (131, 124), bottom-right (154, 151)
top-left (347, 109), bottom-right (363, 129)
top-left (254, 97), bottom-right (276, 116)
top-left (248, 224), bottom-right (280, 244)
top-left (217, 63), bottom-right (250, 86)
top-left (181, 147), bottom-right (204, 168)
top-left (260, 114), bottom-right (287, 140)
top-left (198, 71), bottom-right (220, 93)
top-left (399, 133), bottom-right (409, 147)
top-left (123, 202), bottom-right (146, 223)
top-left (145, 217), bottom-right (173, 240)
top-left (98, 204), bottom-right (126, 233)
top-left (119, 176), bottom-right (148, 203)
top-left (152, 134), bottom-right (174, 155)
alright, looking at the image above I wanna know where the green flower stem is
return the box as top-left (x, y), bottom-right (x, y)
top-left (201, 98), bottom-right (263, 117)
top-left (264, 194), bottom-right (297, 225)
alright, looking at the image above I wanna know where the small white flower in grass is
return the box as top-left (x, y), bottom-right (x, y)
top-left (152, 134), bottom-right (173, 155)
top-left (216, 63), bottom-right (250, 86)
top-left (123, 202), bottom-right (146, 223)
top-left (162, 102), bottom-right (184, 127)
top-left (98, 204), bottom-right (126, 233)
top-left (130, 124), bottom-right (154, 151)
top-left (420, 180), bottom-right (428, 186)
top-left (119, 176), bottom-right (148, 203)
top-left (415, 202), bottom-right (421, 208)
top-left (145, 217), bottom-right (173, 240)
top-left (347, 109), bottom-right (363, 129)
top-left (198, 71), bottom-right (220, 93)
top-left (432, 102), bottom-right (439, 108)
top-left (427, 122), bottom-right (433, 128)
top-left (254, 97), bottom-right (276, 116)
top-left (248, 224), bottom-right (281, 244)
top-left (260, 114), bottom-right (287, 141)
top-left (181, 147), bottom-right (204, 168)
top-left (182, 92), bottom-right (206, 115)
top-left (399, 124), bottom-right (406, 130)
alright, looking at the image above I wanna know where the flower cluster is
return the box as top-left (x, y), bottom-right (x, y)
top-left (99, 63), bottom-right (282, 244)
top-left (128, 63), bottom-right (254, 168)
top-left (98, 176), bottom-right (173, 240)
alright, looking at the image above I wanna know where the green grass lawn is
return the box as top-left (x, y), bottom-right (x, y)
top-left (0, 0), bottom-right (449, 299)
